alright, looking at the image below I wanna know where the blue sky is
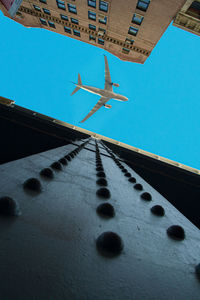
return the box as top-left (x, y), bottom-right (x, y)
top-left (1, 11), bottom-right (200, 168)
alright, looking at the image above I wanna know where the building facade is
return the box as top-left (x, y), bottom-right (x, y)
top-left (0, 0), bottom-right (186, 63)
top-left (0, 96), bottom-right (200, 299)
top-left (173, 0), bottom-right (200, 36)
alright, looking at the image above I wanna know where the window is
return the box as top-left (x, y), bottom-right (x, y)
top-left (99, 1), bottom-right (108, 12)
top-left (89, 24), bottom-right (96, 30)
top-left (73, 29), bottom-right (80, 36)
top-left (132, 13), bottom-right (143, 25)
top-left (122, 48), bottom-right (130, 54)
top-left (99, 15), bottom-right (107, 24)
top-left (128, 26), bottom-right (138, 36)
top-left (60, 14), bottom-right (68, 21)
top-left (125, 38), bottom-right (134, 45)
top-left (89, 34), bottom-right (96, 41)
top-left (88, 0), bottom-right (96, 8)
top-left (33, 5), bottom-right (41, 11)
top-left (57, 0), bottom-right (66, 10)
top-left (71, 18), bottom-right (78, 24)
top-left (48, 21), bottom-right (55, 28)
top-left (98, 27), bottom-right (106, 35)
top-left (98, 38), bottom-right (104, 45)
top-left (64, 26), bottom-right (71, 33)
top-left (43, 8), bottom-right (50, 14)
top-left (136, 0), bottom-right (150, 12)
top-left (68, 3), bottom-right (77, 14)
top-left (40, 18), bottom-right (47, 25)
top-left (88, 11), bottom-right (96, 20)
top-left (39, 0), bottom-right (46, 3)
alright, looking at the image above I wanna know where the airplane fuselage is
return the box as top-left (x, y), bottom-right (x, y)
top-left (78, 84), bottom-right (128, 102)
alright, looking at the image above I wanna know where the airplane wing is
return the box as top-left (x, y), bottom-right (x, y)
top-left (104, 56), bottom-right (113, 92)
top-left (80, 97), bottom-right (110, 123)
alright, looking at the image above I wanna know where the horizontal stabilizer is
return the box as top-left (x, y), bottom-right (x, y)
top-left (71, 86), bottom-right (80, 96)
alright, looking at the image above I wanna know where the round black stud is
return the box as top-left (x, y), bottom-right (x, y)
top-left (59, 158), bottom-right (67, 165)
top-left (121, 169), bottom-right (127, 173)
top-left (23, 178), bottom-right (42, 192)
top-left (96, 188), bottom-right (110, 199)
top-left (96, 231), bottom-right (124, 257)
top-left (195, 264), bottom-right (200, 280)
top-left (96, 167), bottom-right (104, 172)
top-left (97, 203), bottom-right (115, 218)
top-left (134, 183), bottom-right (143, 191)
top-left (141, 192), bottom-right (151, 201)
top-left (96, 178), bottom-right (108, 186)
top-left (0, 196), bottom-right (21, 216)
top-left (124, 172), bottom-right (131, 177)
top-left (119, 166), bottom-right (124, 169)
top-left (128, 177), bottom-right (136, 183)
top-left (96, 171), bottom-right (106, 178)
top-left (40, 168), bottom-right (54, 179)
top-left (151, 205), bottom-right (165, 216)
top-left (65, 155), bottom-right (71, 161)
top-left (167, 225), bottom-right (185, 240)
top-left (70, 153), bottom-right (75, 158)
top-left (51, 162), bottom-right (62, 171)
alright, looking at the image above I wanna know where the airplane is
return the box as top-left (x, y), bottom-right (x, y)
top-left (71, 55), bottom-right (128, 123)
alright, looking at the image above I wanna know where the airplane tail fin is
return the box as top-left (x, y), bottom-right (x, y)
top-left (71, 73), bottom-right (82, 96)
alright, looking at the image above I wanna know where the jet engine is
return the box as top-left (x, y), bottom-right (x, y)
top-left (112, 83), bottom-right (120, 87)
top-left (104, 104), bottom-right (112, 109)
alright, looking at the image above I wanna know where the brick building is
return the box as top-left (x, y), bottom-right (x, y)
top-left (0, 0), bottom-right (186, 63)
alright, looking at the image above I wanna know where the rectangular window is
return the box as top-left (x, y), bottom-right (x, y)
top-left (39, 0), bottom-right (46, 3)
top-left (57, 0), bottom-right (66, 10)
top-left (48, 21), bottom-right (55, 28)
top-left (33, 5), bottom-right (41, 11)
top-left (88, 11), bottom-right (96, 20)
top-left (122, 48), bottom-right (130, 54)
top-left (60, 14), bottom-right (68, 21)
top-left (99, 15), bottom-right (107, 24)
top-left (99, 0), bottom-right (108, 12)
top-left (128, 26), bottom-right (138, 36)
top-left (68, 3), bottom-right (77, 14)
top-left (125, 38), bottom-right (134, 45)
top-left (40, 18), bottom-right (47, 25)
top-left (89, 34), bottom-right (96, 41)
top-left (98, 27), bottom-right (106, 35)
top-left (98, 38), bottom-right (104, 45)
top-left (73, 29), bottom-right (80, 36)
top-left (132, 13), bottom-right (143, 25)
top-left (88, 0), bottom-right (96, 8)
top-left (136, 0), bottom-right (150, 12)
top-left (89, 24), bottom-right (96, 30)
top-left (43, 8), bottom-right (50, 14)
top-left (71, 18), bottom-right (78, 24)
top-left (64, 26), bottom-right (71, 34)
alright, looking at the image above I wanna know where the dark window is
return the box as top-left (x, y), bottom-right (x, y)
top-left (73, 29), bottom-right (80, 36)
top-left (48, 21), bottom-right (55, 28)
top-left (64, 26), bottom-right (71, 33)
top-left (88, 11), bottom-right (96, 20)
top-left (89, 34), bottom-right (96, 41)
top-left (136, 0), bottom-right (150, 12)
top-left (40, 18), bottom-right (47, 25)
top-left (39, 0), bottom-right (46, 3)
top-left (125, 38), bottom-right (134, 45)
top-left (128, 26), bottom-right (138, 36)
top-left (89, 24), bottom-right (96, 30)
top-left (68, 3), bottom-right (77, 14)
top-left (99, 15), bottom-right (107, 24)
top-left (71, 18), bottom-right (78, 24)
top-left (33, 5), bottom-right (41, 11)
top-left (98, 38), bottom-right (104, 45)
top-left (122, 47), bottom-right (130, 54)
top-left (57, 0), bottom-right (66, 10)
top-left (187, 1), bottom-right (200, 19)
top-left (99, 0), bottom-right (108, 12)
top-left (132, 13), bottom-right (143, 25)
top-left (43, 8), bottom-right (50, 14)
top-left (98, 27), bottom-right (106, 35)
top-left (60, 14), bottom-right (68, 20)
top-left (88, 0), bottom-right (96, 8)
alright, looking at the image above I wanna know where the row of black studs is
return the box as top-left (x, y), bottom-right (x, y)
top-left (95, 141), bottom-right (124, 258)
